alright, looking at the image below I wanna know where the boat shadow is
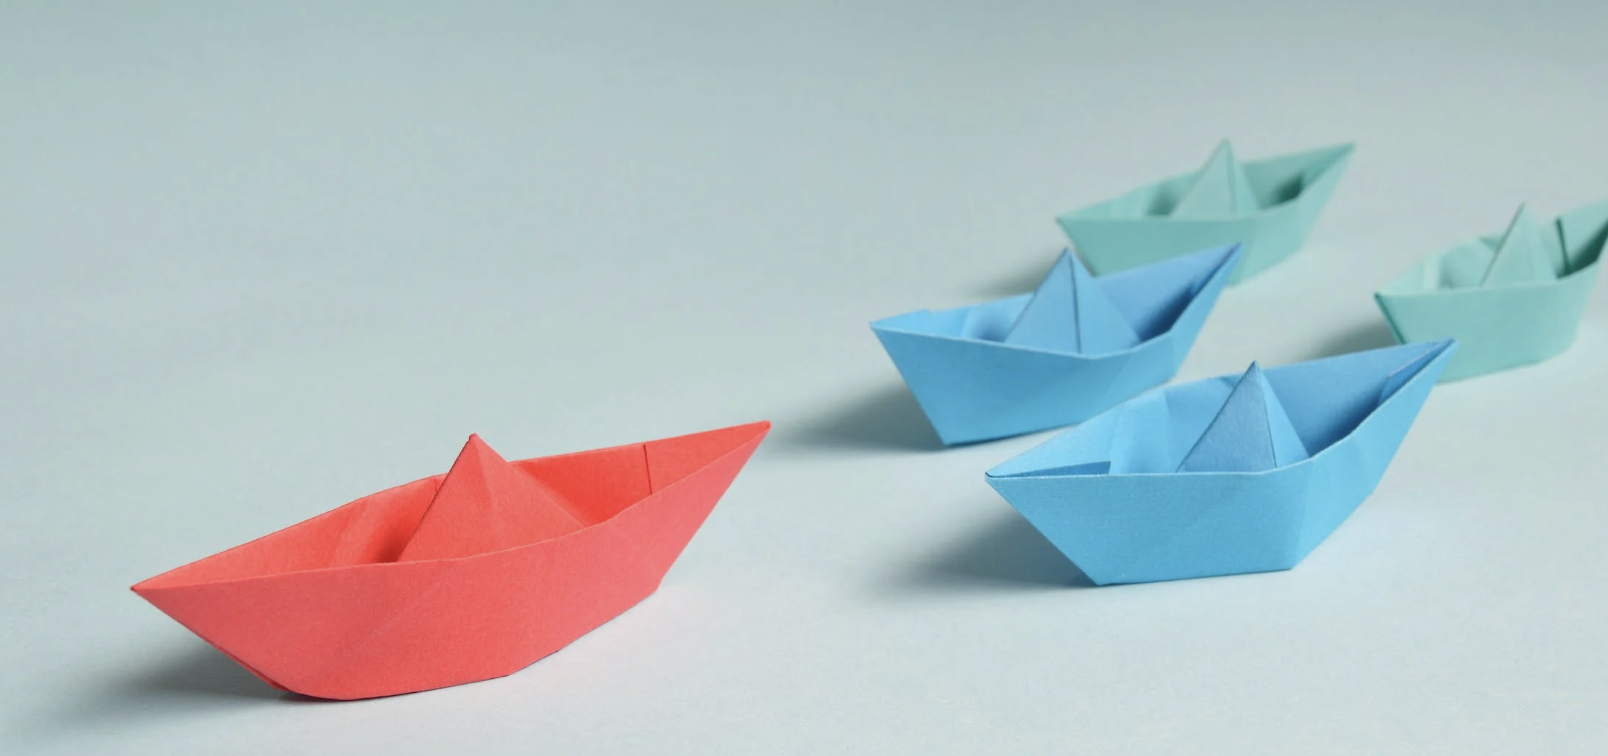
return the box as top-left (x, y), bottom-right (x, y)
top-left (884, 508), bottom-right (1095, 594)
top-left (772, 383), bottom-right (944, 452)
top-left (1302, 319), bottom-right (1399, 360)
top-left (961, 249), bottom-right (1064, 299)
top-left (112, 643), bottom-right (306, 702)
top-left (21, 643), bottom-right (318, 745)
top-left (964, 264), bottom-right (1046, 298)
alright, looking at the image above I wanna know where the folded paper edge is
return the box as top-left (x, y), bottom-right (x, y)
top-left (984, 339), bottom-right (1455, 481)
top-left (130, 421), bottom-right (772, 591)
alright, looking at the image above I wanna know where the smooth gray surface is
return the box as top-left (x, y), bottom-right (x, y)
top-left (4, 2), bottom-right (1606, 753)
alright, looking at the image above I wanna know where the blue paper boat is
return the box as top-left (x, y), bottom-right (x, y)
top-left (1056, 141), bottom-right (1353, 284)
top-left (872, 244), bottom-right (1241, 445)
top-left (985, 339), bottom-right (1457, 584)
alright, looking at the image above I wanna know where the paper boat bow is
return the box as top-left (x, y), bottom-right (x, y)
top-left (132, 421), bottom-right (769, 700)
top-left (1376, 200), bottom-right (1607, 380)
top-left (986, 341), bottom-right (1456, 584)
top-left (1057, 141), bottom-right (1353, 284)
top-left (872, 244), bottom-right (1241, 445)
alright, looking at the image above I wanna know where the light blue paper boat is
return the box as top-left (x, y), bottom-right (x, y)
top-left (986, 340), bottom-right (1457, 585)
top-left (1375, 200), bottom-right (1607, 381)
top-left (1056, 141), bottom-right (1353, 284)
top-left (871, 244), bottom-right (1241, 446)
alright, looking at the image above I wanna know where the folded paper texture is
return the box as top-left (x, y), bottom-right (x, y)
top-left (872, 244), bottom-right (1241, 445)
top-left (1171, 141), bottom-right (1260, 218)
top-left (132, 421), bottom-right (770, 700)
top-left (1481, 205), bottom-right (1557, 286)
top-left (1175, 363), bottom-right (1309, 473)
top-left (1376, 199), bottom-right (1607, 380)
top-left (1003, 250), bottom-right (1139, 353)
top-left (1056, 141), bottom-right (1352, 283)
top-left (986, 341), bottom-right (1456, 585)
top-left (398, 434), bottom-right (585, 561)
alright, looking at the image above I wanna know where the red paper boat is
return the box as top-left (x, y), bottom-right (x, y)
top-left (132, 421), bottom-right (770, 700)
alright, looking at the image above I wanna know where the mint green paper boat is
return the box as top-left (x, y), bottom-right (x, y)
top-left (1056, 141), bottom-right (1353, 284)
top-left (1374, 200), bottom-right (1607, 381)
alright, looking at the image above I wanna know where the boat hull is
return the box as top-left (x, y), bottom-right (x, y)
top-left (1376, 275), bottom-right (1597, 380)
top-left (1057, 144), bottom-right (1352, 284)
top-left (985, 342), bottom-right (1454, 584)
top-left (872, 246), bottom-right (1239, 445)
top-left (1375, 200), bottom-right (1607, 381)
top-left (132, 422), bottom-right (768, 700)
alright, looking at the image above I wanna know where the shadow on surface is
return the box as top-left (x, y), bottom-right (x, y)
top-left (887, 509), bottom-right (1095, 594)
top-left (962, 249), bottom-right (1065, 299)
top-left (773, 383), bottom-right (944, 452)
top-left (1302, 319), bottom-right (1399, 360)
top-left (21, 643), bottom-right (309, 745)
top-left (119, 643), bottom-right (291, 701)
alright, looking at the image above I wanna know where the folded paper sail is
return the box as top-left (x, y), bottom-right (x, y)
top-left (985, 341), bottom-right (1456, 585)
top-left (1056, 141), bottom-right (1353, 284)
top-left (1375, 200), bottom-right (1607, 381)
top-left (131, 421), bottom-right (770, 700)
top-left (871, 244), bottom-right (1241, 445)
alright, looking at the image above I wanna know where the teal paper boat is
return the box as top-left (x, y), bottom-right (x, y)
top-left (986, 340), bottom-right (1456, 585)
top-left (1056, 141), bottom-right (1353, 284)
top-left (871, 244), bottom-right (1241, 446)
top-left (1375, 200), bottom-right (1607, 381)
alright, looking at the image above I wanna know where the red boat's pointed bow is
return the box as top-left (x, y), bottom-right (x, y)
top-left (644, 421), bottom-right (771, 492)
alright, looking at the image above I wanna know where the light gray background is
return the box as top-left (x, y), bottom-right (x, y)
top-left (4, 2), bottom-right (1606, 753)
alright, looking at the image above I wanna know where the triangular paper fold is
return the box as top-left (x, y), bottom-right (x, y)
top-left (1003, 250), bottom-right (1140, 354)
top-left (1482, 204), bottom-right (1557, 286)
top-left (397, 434), bottom-right (585, 561)
top-left (1177, 362), bottom-right (1308, 473)
top-left (1171, 140), bottom-right (1259, 218)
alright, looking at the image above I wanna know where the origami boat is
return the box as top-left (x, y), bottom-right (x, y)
top-left (986, 340), bottom-right (1455, 585)
top-left (872, 244), bottom-right (1241, 445)
top-left (1375, 200), bottom-right (1607, 381)
top-left (1056, 141), bottom-right (1353, 284)
top-left (132, 421), bottom-right (769, 700)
